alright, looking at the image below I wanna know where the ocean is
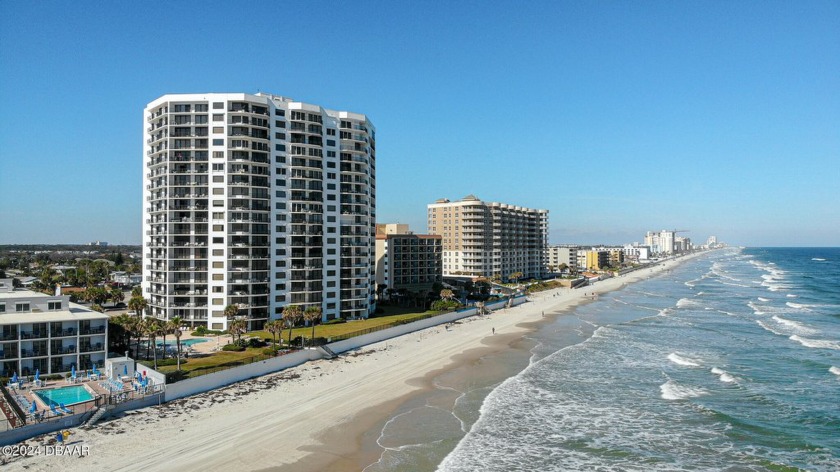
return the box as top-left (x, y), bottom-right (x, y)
top-left (364, 248), bottom-right (840, 471)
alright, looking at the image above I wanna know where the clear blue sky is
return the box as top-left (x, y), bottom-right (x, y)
top-left (1, 1), bottom-right (838, 247)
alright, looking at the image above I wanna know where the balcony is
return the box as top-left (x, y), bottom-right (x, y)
top-left (80, 326), bottom-right (106, 335)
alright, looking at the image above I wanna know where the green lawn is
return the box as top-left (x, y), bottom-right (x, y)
top-left (159, 308), bottom-right (440, 380)
top-left (248, 308), bottom-right (440, 343)
top-left (156, 348), bottom-right (266, 378)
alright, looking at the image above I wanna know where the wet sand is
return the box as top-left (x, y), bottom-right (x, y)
top-left (7, 256), bottom-right (698, 472)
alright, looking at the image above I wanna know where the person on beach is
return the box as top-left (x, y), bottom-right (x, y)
top-left (492, 327), bottom-right (495, 334)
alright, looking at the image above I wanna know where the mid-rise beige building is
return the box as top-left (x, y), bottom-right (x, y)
top-left (427, 195), bottom-right (548, 281)
top-left (547, 245), bottom-right (578, 273)
top-left (375, 224), bottom-right (442, 294)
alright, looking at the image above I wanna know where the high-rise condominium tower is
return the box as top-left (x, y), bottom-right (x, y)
top-left (427, 195), bottom-right (548, 281)
top-left (143, 93), bottom-right (375, 330)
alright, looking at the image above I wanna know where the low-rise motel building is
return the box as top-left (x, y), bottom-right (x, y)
top-left (0, 279), bottom-right (108, 378)
top-left (375, 224), bottom-right (442, 294)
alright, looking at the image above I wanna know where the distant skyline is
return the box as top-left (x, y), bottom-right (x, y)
top-left (1, 1), bottom-right (838, 247)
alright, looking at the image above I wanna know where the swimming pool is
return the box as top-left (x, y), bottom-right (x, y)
top-left (156, 338), bottom-right (209, 348)
top-left (34, 385), bottom-right (94, 407)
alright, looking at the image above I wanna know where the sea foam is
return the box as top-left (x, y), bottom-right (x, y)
top-left (660, 380), bottom-right (706, 400)
top-left (789, 335), bottom-right (840, 351)
top-left (830, 366), bottom-right (840, 376)
top-left (756, 320), bottom-right (785, 336)
top-left (668, 353), bottom-right (700, 367)
top-left (785, 302), bottom-right (811, 311)
top-left (771, 315), bottom-right (817, 335)
top-left (676, 298), bottom-right (700, 309)
top-left (747, 301), bottom-right (766, 315)
top-left (711, 367), bottom-right (736, 383)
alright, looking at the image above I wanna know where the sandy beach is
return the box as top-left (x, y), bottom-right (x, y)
top-left (7, 255), bottom-right (696, 471)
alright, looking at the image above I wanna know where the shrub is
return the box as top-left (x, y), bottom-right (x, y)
top-left (323, 318), bottom-right (346, 325)
top-left (165, 370), bottom-right (188, 383)
top-left (262, 347), bottom-right (279, 356)
top-left (247, 338), bottom-right (267, 348)
top-left (222, 344), bottom-right (245, 352)
top-left (309, 337), bottom-right (328, 347)
top-left (430, 299), bottom-right (460, 312)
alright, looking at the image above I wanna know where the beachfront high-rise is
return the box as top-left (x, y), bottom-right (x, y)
top-left (143, 93), bottom-right (376, 330)
top-left (427, 195), bottom-right (548, 281)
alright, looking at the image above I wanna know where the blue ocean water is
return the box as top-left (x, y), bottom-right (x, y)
top-left (437, 248), bottom-right (840, 471)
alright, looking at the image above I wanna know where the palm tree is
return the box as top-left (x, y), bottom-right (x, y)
top-left (128, 295), bottom-right (148, 318)
top-left (282, 304), bottom-right (303, 348)
top-left (83, 286), bottom-right (108, 306)
top-left (131, 285), bottom-right (142, 298)
top-left (228, 318), bottom-right (247, 345)
top-left (109, 286), bottom-right (124, 308)
top-left (159, 318), bottom-right (171, 360)
top-left (169, 317), bottom-right (183, 371)
top-left (143, 318), bottom-right (162, 367)
top-left (38, 267), bottom-right (58, 294)
top-left (440, 288), bottom-right (454, 301)
top-left (122, 315), bottom-right (141, 358)
top-left (303, 305), bottom-right (322, 348)
top-left (223, 304), bottom-right (239, 321)
top-left (109, 314), bottom-right (130, 353)
top-left (266, 320), bottom-right (283, 350)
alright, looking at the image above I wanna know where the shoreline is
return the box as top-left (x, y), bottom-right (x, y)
top-left (308, 258), bottom-right (697, 471)
top-left (7, 254), bottom-right (702, 472)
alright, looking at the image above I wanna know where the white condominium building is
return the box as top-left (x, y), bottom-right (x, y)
top-left (427, 195), bottom-right (548, 281)
top-left (143, 93), bottom-right (376, 330)
top-left (645, 230), bottom-right (676, 255)
top-left (0, 279), bottom-right (108, 377)
top-left (644, 230), bottom-right (692, 255)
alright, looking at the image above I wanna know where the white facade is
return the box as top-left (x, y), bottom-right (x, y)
top-left (143, 93), bottom-right (376, 330)
top-left (644, 230), bottom-right (692, 255)
top-left (645, 230), bottom-right (675, 255)
top-left (622, 244), bottom-right (650, 262)
top-left (0, 279), bottom-right (108, 377)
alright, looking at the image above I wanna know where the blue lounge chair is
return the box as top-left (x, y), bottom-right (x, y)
top-left (59, 403), bottom-right (73, 414)
top-left (50, 404), bottom-right (63, 416)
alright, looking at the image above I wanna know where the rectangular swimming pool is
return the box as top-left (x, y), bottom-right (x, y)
top-left (33, 385), bottom-right (95, 407)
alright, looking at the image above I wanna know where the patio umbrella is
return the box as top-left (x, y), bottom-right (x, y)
top-left (30, 402), bottom-right (36, 413)
top-left (123, 364), bottom-right (128, 376)
top-left (11, 372), bottom-right (18, 384)
top-left (71, 365), bottom-right (76, 378)
top-left (35, 369), bottom-right (40, 382)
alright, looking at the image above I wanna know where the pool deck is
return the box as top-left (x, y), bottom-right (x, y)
top-left (5, 375), bottom-right (141, 423)
top-left (178, 332), bottom-right (235, 354)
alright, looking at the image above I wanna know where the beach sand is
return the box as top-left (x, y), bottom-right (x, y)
top-left (6, 256), bottom-right (696, 472)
